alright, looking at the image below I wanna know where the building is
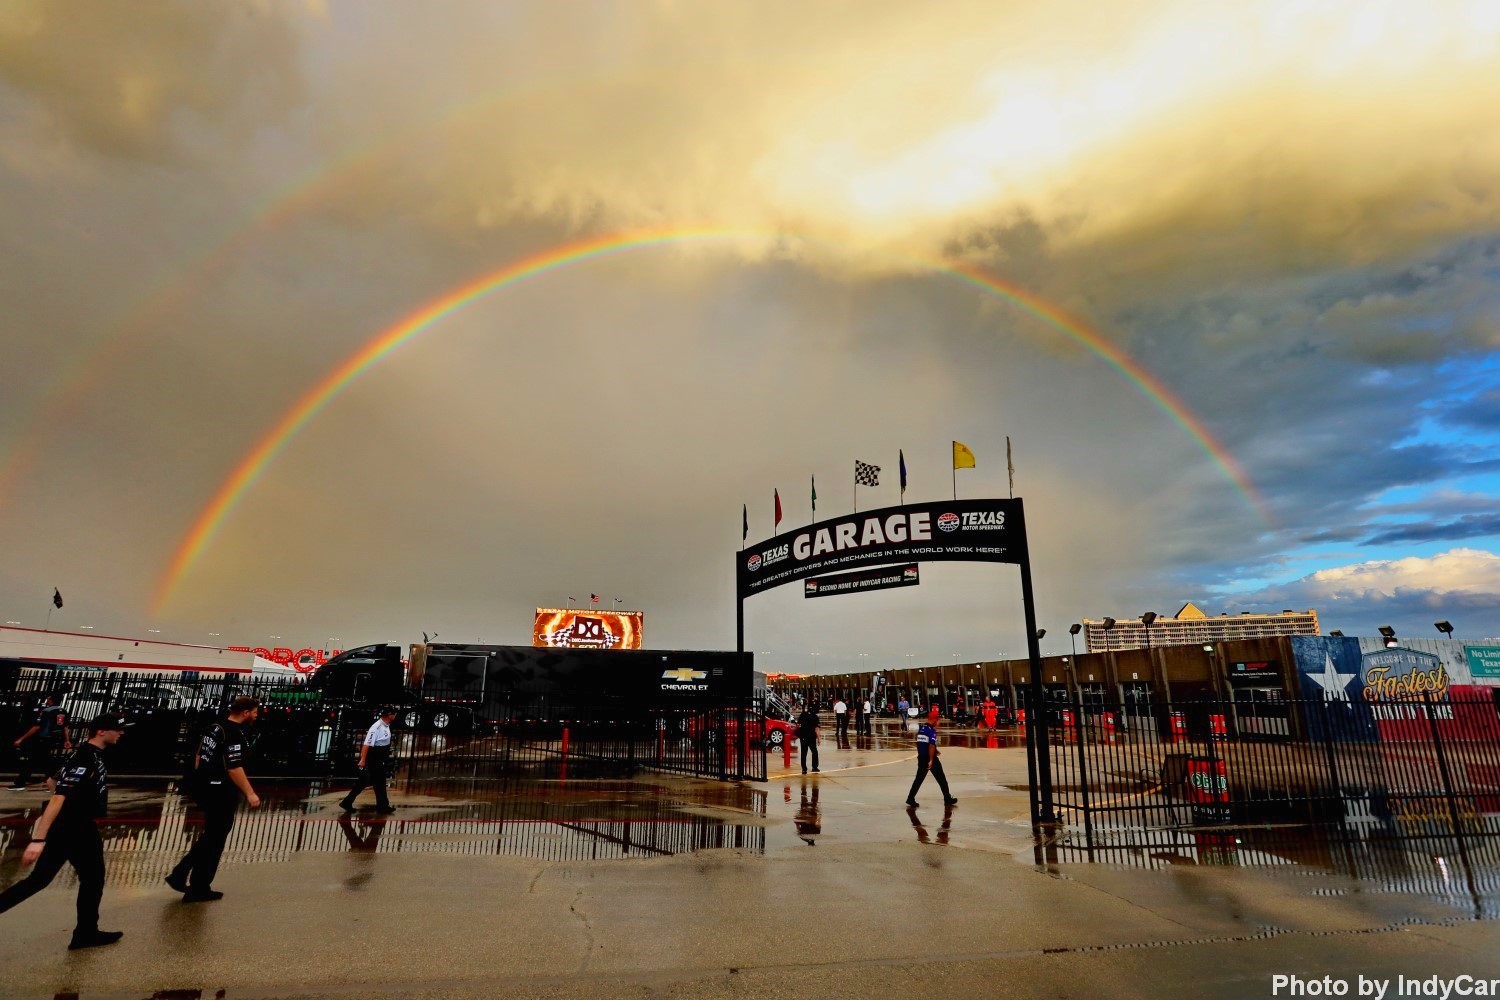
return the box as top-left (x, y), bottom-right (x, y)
top-left (1082, 602), bottom-right (1319, 652)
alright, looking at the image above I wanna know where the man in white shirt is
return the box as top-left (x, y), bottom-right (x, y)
top-left (832, 698), bottom-right (849, 742)
top-left (860, 698), bottom-right (873, 736)
top-left (338, 707), bottom-right (397, 814)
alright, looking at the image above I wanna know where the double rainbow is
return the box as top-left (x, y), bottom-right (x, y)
top-left (151, 227), bottom-right (1268, 611)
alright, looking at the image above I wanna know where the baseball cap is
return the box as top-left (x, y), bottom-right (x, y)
top-left (89, 713), bottom-right (129, 733)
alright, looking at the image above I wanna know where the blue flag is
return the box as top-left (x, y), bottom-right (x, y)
top-left (899, 450), bottom-right (907, 498)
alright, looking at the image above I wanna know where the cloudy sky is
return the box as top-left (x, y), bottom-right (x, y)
top-left (2, 1), bottom-right (1499, 671)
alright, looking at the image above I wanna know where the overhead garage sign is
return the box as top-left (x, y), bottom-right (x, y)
top-left (737, 499), bottom-right (1025, 599)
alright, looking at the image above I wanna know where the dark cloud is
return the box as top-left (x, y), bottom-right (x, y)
top-left (1441, 388), bottom-right (1500, 431)
top-left (1361, 514), bottom-right (1500, 546)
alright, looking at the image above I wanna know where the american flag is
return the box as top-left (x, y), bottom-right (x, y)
top-left (854, 460), bottom-right (881, 487)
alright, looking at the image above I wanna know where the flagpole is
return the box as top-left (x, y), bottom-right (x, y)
top-left (952, 465), bottom-right (957, 502)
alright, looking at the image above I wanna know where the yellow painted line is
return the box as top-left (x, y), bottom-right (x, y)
top-left (768, 754), bottom-right (917, 779)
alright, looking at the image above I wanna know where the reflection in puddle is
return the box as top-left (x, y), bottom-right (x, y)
top-left (0, 778), bottom-right (769, 883)
top-left (1037, 823), bottom-right (1500, 916)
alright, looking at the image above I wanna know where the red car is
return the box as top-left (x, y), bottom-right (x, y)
top-left (691, 715), bottom-right (796, 748)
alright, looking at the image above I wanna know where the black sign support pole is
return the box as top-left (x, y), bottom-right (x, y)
top-left (1015, 499), bottom-right (1055, 823)
top-left (736, 593), bottom-right (745, 655)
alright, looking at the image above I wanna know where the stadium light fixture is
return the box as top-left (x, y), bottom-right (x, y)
top-left (1435, 621), bottom-right (1454, 637)
top-left (1329, 630), bottom-right (1344, 637)
top-left (1378, 625), bottom-right (1397, 648)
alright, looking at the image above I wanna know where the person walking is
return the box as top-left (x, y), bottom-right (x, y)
top-left (832, 698), bottom-right (848, 742)
top-left (0, 713), bottom-right (126, 950)
top-left (796, 703), bottom-right (820, 774)
top-left (853, 697), bottom-right (868, 738)
top-left (9, 684), bottom-right (72, 791)
top-left (167, 695), bottom-right (261, 902)
top-left (339, 707), bottom-right (397, 814)
top-left (897, 696), bottom-right (909, 721)
top-left (906, 717), bottom-right (957, 808)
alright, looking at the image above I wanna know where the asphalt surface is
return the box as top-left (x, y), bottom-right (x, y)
top-left (1, 725), bottom-right (1496, 999)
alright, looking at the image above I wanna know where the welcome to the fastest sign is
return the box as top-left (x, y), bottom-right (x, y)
top-left (736, 499), bottom-right (1025, 599)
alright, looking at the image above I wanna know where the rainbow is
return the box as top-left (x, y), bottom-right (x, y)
top-left (151, 227), bottom-right (1269, 611)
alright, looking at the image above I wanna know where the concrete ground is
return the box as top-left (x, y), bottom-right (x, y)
top-left (1, 726), bottom-right (1497, 999)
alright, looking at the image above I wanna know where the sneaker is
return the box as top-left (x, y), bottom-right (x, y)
top-left (338, 800), bottom-right (355, 813)
top-left (164, 871), bottom-right (189, 894)
top-left (811, 768), bottom-right (820, 773)
top-left (68, 930), bottom-right (123, 950)
top-left (906, 799), bottom-right (919, 807)
top-left (7, 784), bottom-right (27, 792)
top-left (944, 798), bottom-right (959, 806)
top-left (182, 889), bottom-right (224, 903)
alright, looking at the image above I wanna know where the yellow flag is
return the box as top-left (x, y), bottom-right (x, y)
top-left (952, 440), bottom-right (976, 470)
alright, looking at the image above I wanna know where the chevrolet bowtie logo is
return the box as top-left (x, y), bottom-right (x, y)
top-left (662, 668), bottom-right (707, 682)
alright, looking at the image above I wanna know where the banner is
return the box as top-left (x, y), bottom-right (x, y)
top-left (737, 498), bottom-right (1023, 599)
top-left (533, 609), bottom-right (644, 650)
top-left (804, 564), bottom-right (919, 599)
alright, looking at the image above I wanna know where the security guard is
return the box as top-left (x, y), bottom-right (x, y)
top-left (167, 695), bottom-right (261, 902)
top-left (795, 703), bottom-right (821, 774)
top-left (8, 684), bottom-right (72, 791)
top-left (339, 707), bottom-right (397, 814)
top-left (0, 713), bottom-right (125, 950)
top-left (905, 719), bottom-right (958, 808)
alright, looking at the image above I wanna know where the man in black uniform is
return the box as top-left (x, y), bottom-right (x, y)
top-left (8, 683), bottom-right (72, 790)
top-left (796, 703), bottom-right (821, 774)
top-left (0, 713), bottom-right (125, 950)
top-left (167, 695), bottom-right (261, 902)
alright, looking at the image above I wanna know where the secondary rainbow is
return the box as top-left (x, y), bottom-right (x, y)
top-left (152, 227), bottom-right (1269, 611)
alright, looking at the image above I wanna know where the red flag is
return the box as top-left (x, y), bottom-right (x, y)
top-left (774, 489), bottom-right (782, 529)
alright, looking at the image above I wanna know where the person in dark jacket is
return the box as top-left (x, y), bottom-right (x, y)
top-left (167, 695), bottom-right (261, 902)
top-left (906, 720), bottom-right (957, 808)
top-left (0, 713), bottom-right (126, 950)
top-left (8, 684), bottom-right (72, 790)
top-left (795, 705), bottom-right (821, 774)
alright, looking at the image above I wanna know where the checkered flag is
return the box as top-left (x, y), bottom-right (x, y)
top-left (854, 460), bottom-right (881, 487)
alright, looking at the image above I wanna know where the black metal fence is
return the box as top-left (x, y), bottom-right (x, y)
top-left (1, 671), bottom-right (766, 784)
top-left (402, 692), bottom-right (767, 784)
top-left (1036, 692), bottom-right (1500, 851)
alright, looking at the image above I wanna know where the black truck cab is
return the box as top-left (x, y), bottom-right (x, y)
top-left (308, 644), bottom-right (408, 705)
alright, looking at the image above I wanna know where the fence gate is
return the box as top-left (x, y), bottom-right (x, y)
top-left (1031, 689), bottom-right (1500, 855)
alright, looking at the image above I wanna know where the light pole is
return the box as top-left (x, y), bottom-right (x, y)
top-left (1101, 617), bottom-right (1116, 654)
top-left (1378, 625), bottom-right (1398, 648)
top-left (1068, 623), bottom-right (1081, 664)
top-left (1435, 620), bottom-right (1454, 638)
top-left (1140, 612), bottom-right (1157, 653)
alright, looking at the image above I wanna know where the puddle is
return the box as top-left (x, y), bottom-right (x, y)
top-left (0, 777), bottom-right (773, 875)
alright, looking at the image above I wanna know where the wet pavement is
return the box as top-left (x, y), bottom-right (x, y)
top-left (1, 728), bottom-right (1497, 998)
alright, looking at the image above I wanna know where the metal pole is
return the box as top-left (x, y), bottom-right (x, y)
top-left (1016, 500), bottom-right (1055, 822)
top-left (736, 593), bottom-right (744, 655)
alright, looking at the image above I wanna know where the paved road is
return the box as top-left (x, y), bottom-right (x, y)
top-left (0, 742), bottom-right (1495, 999)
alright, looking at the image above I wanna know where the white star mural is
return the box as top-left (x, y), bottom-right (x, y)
top-left (1306, 651), bottom-right (1357, 701)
